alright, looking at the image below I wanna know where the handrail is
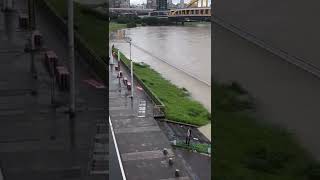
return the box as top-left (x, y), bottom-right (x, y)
top-left (109, 116), bottom-right (127, 180)
top-left (0, 167), bottom-right (4, 180)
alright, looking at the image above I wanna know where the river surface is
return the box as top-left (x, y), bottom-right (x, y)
top-left (213, 22), bottom-right (320, 160)
top-left (110, 24), bottom-right (211, 112)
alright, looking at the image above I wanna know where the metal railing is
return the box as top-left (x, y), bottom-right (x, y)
top-left (153, 104), bottom-right (165, 118)
top-left (109, 116), bottom-right (127, 180)
top-left (0, 161), bottom-right (4, 180)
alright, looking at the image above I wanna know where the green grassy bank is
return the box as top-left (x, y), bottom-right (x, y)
top-left (213, 82), bottom-right (320, 180)
top-left (109, 22), bottom-right (127, 32)
top-left (46, 0), bottom-right (107, 57)
top-left (113, 48), bottom-right (211, 126)
top-left (173, 141), bottom-right (211, 154)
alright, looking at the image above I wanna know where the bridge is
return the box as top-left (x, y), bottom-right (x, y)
top-left (168, 0), bottom-right (211, 21)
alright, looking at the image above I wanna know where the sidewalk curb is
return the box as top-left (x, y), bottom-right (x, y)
top-left (157, 119), bottom-right (200, 128)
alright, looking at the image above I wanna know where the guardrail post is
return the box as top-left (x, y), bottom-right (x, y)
top-left (175, 169), bottom-right (180, 177)
top-left (68, 0), bottom-right (75, 117)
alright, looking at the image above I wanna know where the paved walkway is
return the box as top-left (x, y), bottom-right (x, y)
top-left (109, 53), bottom-right (196, 180)
top-left (198, 123), bottom-right (211, 141)
top-left (0, 1), bottom-right (107, 179)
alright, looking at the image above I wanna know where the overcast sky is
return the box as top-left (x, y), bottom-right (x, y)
top-left (130, 0), bottom-right (211, 5)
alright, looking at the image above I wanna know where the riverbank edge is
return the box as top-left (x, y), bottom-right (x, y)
top-left (213, 81), bottom-right (320, 179)
top-left (109, 21), bottom-right (211, 33)
top-left (112, 48), bottom-right (211, 126)
top-left (109, 22), bottom-right (127, 33)
top-left (40, 0), bottom-right (107, 81)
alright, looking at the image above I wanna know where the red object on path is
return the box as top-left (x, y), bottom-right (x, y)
top-left (83, 79), bottom-right (106, 89)
top-left (137, 86), bottom-right (143, 91)
top-left (44, 50), bottom-right (58, 76)
top-left (56, 66), bottom-right (69, 91)
top-left (127, 82), bottom-right (132, 90)
top-left (123, 77), bottom-right (128, 85)
top-left (32, 30), bottom-right (43, 47)
top-left (117, 71), bottom-right (123, 78)
top-left (19, 13), bottom-right (28, 28)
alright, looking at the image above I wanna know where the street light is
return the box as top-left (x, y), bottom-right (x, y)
top-left (68, 0), bottom-right (75, 117)
top-left (111, 34), bottom-right (134, 98)
top-left (126, 37), bottom-right (134, 99)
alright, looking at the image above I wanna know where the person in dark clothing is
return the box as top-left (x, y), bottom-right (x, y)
top-left (186, 128), bottom-right (192, 146)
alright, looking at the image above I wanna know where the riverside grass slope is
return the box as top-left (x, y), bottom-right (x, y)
top-left (113, 48), bottom-right (211, 126)
top-left (109, 22), bottom-right (127, 32)
top-left (213, 82), bottom-right (320, 180)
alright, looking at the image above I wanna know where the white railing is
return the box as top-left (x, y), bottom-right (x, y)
top-left (109, 116), bottom-right (127, 180)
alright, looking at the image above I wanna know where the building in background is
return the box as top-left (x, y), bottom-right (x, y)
top-left (120, 0), bottom-right (130, 8)
top-left (167, 0), bottom-right (173, 9)
top-left (157, 0), bottom-right (167, 10)
top-left (179, 0), bottom-right (184, 8)
top-left (109, 0), bottom-right (130, 8)
top-left (134, 3), bottom-right (147, 9)
top-left (147, 0), bottom-right (157, 9)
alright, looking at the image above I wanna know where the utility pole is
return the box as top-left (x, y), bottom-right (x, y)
top-left (129, 40), bottom-right (133, 98)
top-left (68, 0), bottom-right (75, 117)
top-left (28, 0), bottom-right (36, 30)
top-left (67, 1), bottom-right (76, 167)
top-left (28, 0), bottom-right (37, 96)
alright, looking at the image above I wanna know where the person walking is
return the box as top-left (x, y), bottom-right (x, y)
top-left (186, 128), bottom-right (192, 146)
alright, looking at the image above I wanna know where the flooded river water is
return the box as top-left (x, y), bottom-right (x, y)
top-left (110, 23), bottom-right (211, 112)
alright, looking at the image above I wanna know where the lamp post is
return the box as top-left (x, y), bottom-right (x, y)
top-left (68, 0), bottom-right (75, 117)
top-left (128, 37), bottom-right (133, 99)
top-left (113, 36), bottom-right (134, 98)
top-left (27, 0), bottom-right (37, 96)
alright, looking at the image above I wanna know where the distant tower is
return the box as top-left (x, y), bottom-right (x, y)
top-left (119, 0), bottom-right (130, 8)
top-left (147, 0), bottom-right (157, 9)
top-left (167, 0), bottom-right (172, 9)
top-left (201, 0), bottom-right (209, 7)
top-left (110, 0), bottom-right (121, 8)
top-left (157, 0), bottom-right (167, 10)
top-left (179, 0), bottom-right (184, 8)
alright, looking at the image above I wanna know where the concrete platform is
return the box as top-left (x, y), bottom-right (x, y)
top-left (109, 54), bottom-right (195, 179)
top-left (0, 1), bottom-right (107, 179)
